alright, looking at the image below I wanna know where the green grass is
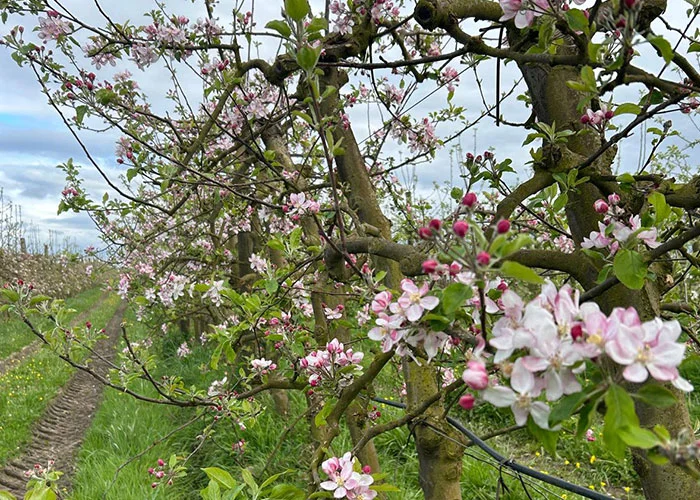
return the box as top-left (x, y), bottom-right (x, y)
top-left (0, 287), bottom-right (105, 360)
top-left (69, 309), bottom-right (198, 500)
top-left (0, 292), bottom-right (120, 466)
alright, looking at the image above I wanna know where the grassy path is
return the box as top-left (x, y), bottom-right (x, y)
top-left (0, 301), bottom-right (126, 497)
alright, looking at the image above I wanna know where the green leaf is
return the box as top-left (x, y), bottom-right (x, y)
top-left (269, 483), bottom-right (306, 499)
top-left (618, 425), bottom-right (661, 449)
top-left (580, 65), bottom-right (596, 91)
top-left (264, 279), bottom-right (279, 294)
top-left (613, 249), bottom-right (646, 290)
top-left (500, 261), bottom-right (544, 285)
top-left (370, 484), bottom-right (401, 492)
top-left (285, 0), bottom-right (310, 21)
top-left (653, 424), bottom-right (671, 441)
top-left (550, 391), bottom-right (589, 425)
top-left (527, 417), bottom-right (558, 455)
top-left (296, 46), bottom-right (318, 73)
top-left (647, 34), bottom-right (674, 63)
top-left (75, 105), bottom-right (88, 125)
top-left (200, 479), bottom-right (222, 500)
top-left (314, 399), bottom-right (334, 427)
top-left (202, 467), bottom-right (237, 490)
top-left (616, 172), bottom-right (635, 184)
top-left (240, 468), bottom-right (258, 493)
top-left (648, 191), bottom-right (670, 223)
top-left (306, 17), bottom-right (328, 33)
top-left (604, 384), bottom-right (639, 459)
top-left (0, 491), bottom-right (16, 500)
top-left (441, 283), bottom-right (472, 315)
top-left (0, 289), bottom-right (19, 303)
top-left (265, 20), bottom-right (291, 38)
top-left (647, 451), bottom-right (669, 465)
top-left (689, 42), bottom-right (700, 53)
top-left (552, 192), bottom-right (568, 211)
top-left (565, 9), bottom-right (589, 34)
top-left (635, 383), bottom-right (677, 408)
top-left (614, 103), bottom-right (642, 116)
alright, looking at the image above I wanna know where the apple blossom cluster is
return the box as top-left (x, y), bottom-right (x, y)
top-left (462, 282), bottom-right (691, 429)
top-left (301, 339), bottom-right (364, 387)
top-left (321, 453), bottom-right (376, 499)
top-left (499, 0), bottom-right (585, 29)
top-left (368, 280), bottom-right (452, 361)
top-left (581, 194), bottom-right (660, 253)
top-left (580, 104), bottom-right (615, 131)
top-left (36, 11), bottom-right (71, 41)
top-left (284, 192), bottom-right (321, 218)
top-left (251, 358), bottom-right (278, 375)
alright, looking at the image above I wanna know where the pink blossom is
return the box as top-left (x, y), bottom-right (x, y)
top-left (605, 318), bottom-right (692, 391)
top-left (368, 313), bottom-right (404, 352)
top-left (370, 291), bottom-right (392, 314)
top-left (499, 0), bottom-right (550, 29)
top-left (482, 360), bottom-right (551, 428)
top-left (462, 360), bottom-right (489, 390)
top-left (396, 279), bottom-right (439, 322)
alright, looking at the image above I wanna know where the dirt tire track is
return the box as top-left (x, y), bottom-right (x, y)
top-left (0, 301), bottom-right (126, 497)
top-left (0, 291), bottom-right (111, 378)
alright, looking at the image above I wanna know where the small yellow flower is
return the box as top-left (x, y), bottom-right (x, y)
top-left (564, 460), bottom-right (570, 465)
top-left (575, 462), bottom-right (581, 468)
top-left (624, 487), bottom-right (631, 493)
top-left (600, 481), bottom-right (606, 488)
top-left (589, 485), bottom-right (595, 490)
top-left (535, 451), bottom-right (540, 457)
top-left (561, 495), bottom-right (568, 499)
top-left (590, 455), bottom-right (597, 464)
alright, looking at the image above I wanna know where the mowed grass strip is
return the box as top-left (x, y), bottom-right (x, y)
top-left (0, 287), bottom-right (105, 360)
top-left (0, 292), bottom-right (121, 466)
top-left (70, 311), bottom-right (194, 500)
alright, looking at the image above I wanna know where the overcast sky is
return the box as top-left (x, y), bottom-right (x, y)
top-left (0, 1), bottom-right (697, 251)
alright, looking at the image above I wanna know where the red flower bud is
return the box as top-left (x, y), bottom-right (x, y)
top-left (461, 192), bottom-right (477, 207)
top-left (418, 227), bottom-right (433, 240)
top-left (593, 199), bottom-right (609, 214)
top-left (453, 220), bottom-right (469, 238)
top-left (428, 218), bottom-right (442, 232)
top-left (458, 394), bottom-right (475, 410)
top-left (476, 251), bottom-right (490, 266)
top-left (496, 219), bottom-right (511, 234)
top-left (422, 259), bottom-right (439, 274)
top-left (624, 0), bottom-right (636, 8)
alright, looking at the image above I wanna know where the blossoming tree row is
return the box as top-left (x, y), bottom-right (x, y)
top-left (2, 0), bottom-right (700, 498)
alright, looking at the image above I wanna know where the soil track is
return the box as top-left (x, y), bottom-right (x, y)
top-left (0, 301), bottom-right (126, 497)
top-left (0, 291), bottom-right (111, 378)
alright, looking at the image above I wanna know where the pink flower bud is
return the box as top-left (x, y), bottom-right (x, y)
top-left (428, 218), bottom-right (442, 232)
top-left (362, 465), bottom-right (372, 474)
top-left (496, 219), bottom-right (511, 234)
top-left (458, 394), bottom-right (475, 410)
top-left (605, 110), bottom-right (614, 120)
top-left (418, 227), bottom-right (433, 240)
top-left (607, 193), bottom-right (620, 205)
top-left (157, 459), bottom-right (165, 467)
top-left (422, 260), bottom-right (439, 274)
top-left (476, 251), bottom-right (490, 266)
top-left (623, 0), bottom-right (635, 8)
top-left (461, 192), bottom-right (477, 207)
top-left (466, 152), bottom-right (474, 161)
top-left (580, 114), bottom-right (590, 124)
top-left (593, 199), bottom-right (609, 214)
top-left (453, 220), bottom-right (469, 238)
